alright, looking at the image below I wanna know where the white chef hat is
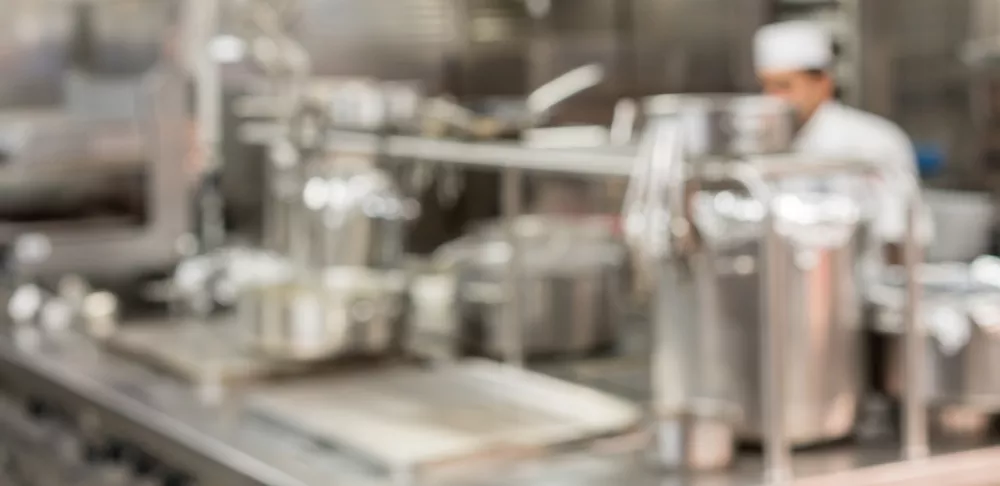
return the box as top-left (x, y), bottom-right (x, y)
top-left (754, 21), bottom-right (833, 72)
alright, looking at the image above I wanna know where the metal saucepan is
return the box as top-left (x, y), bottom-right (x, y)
top-left (433, 215), bottom-right (627, 358)
top-left (239, 265), bottom-right (408, 362)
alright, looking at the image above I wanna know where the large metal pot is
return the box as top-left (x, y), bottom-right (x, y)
top-left (658, 191), bottom-right (867, 446)
top-left (434, 215), bottom-right (626, 358)
top-left (239, 266), bottom-right (408, 361)
top-left (872, 260), bottom-right (1000, 411)
top-left (643, 94), bottom-right (795, 159)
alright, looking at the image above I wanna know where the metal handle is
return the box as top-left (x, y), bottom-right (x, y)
top-left (526, 64), bottom-right (606, 117)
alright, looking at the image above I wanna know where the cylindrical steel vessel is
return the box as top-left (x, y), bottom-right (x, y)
top-left (688, 192), bottom-right (866, 445)
top-left (638, 95), bottom-right (865, 460)
top-left (435, 215), bottom-right (626, 358)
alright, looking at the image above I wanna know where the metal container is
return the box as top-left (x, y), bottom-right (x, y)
top-left (872, 260), bottom-right (1000, 411)
top-left (434, 215), bottom-right (626, 358)
top-left (263, 154), bottom-right (419, 269)
top-left (659, 191), bottom-right (867, 446)
top-left (239, 266), bottom-right (408, 361)
top-left (643, 94), bottom-right (796, 159)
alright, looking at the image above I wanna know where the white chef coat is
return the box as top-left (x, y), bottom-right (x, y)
top-left (786, 101), bottom-right (935, 245)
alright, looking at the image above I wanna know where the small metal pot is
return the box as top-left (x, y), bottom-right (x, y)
top-left (435, 216), bottom-right (626, 358)
top-left (239, 267), bottom-right (408, 362)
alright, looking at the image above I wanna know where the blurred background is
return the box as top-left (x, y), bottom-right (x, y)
top-left (2, 1), bottom-right (1000, 485)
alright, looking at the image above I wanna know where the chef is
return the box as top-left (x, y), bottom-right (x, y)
top-left (754, 20), bottom-right (934, 260)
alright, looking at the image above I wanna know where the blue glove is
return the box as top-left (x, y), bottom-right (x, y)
top-left (914, 143), bottom-right (945, 178)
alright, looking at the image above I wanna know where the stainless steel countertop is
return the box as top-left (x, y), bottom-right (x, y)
top-left (0, 329), bottom-right (999, 486)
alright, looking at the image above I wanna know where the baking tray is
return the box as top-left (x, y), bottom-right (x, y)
top-left (245, 359), bottom-right (642, 478)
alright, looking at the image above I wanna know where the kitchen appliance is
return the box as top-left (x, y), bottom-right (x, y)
top-left (625, 93), bottom-right (907, 477)
top-left (690, 191), bottom-right (867, 444)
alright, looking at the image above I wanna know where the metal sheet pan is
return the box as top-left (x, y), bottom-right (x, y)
top-left (246, 359), bottom-right (642, 477)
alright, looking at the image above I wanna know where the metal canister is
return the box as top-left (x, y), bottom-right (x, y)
top-left (689, 192), bottom-right (867, 445)
top-left (636, 95), bottom-right (868, 472)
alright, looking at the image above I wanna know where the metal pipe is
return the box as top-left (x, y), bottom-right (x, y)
top-left (186, 0), bottom-right (226, 251)
top-left (652, 119), bottom-right (689, 417)
top-left (761, 197), bottom-right (791, 483)
top-left (501, 168), bottom-right (525, 368)
top-left (727, 167), bottom-right (790, 483)
top-left (903, 192), bottom-right (928, 459)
